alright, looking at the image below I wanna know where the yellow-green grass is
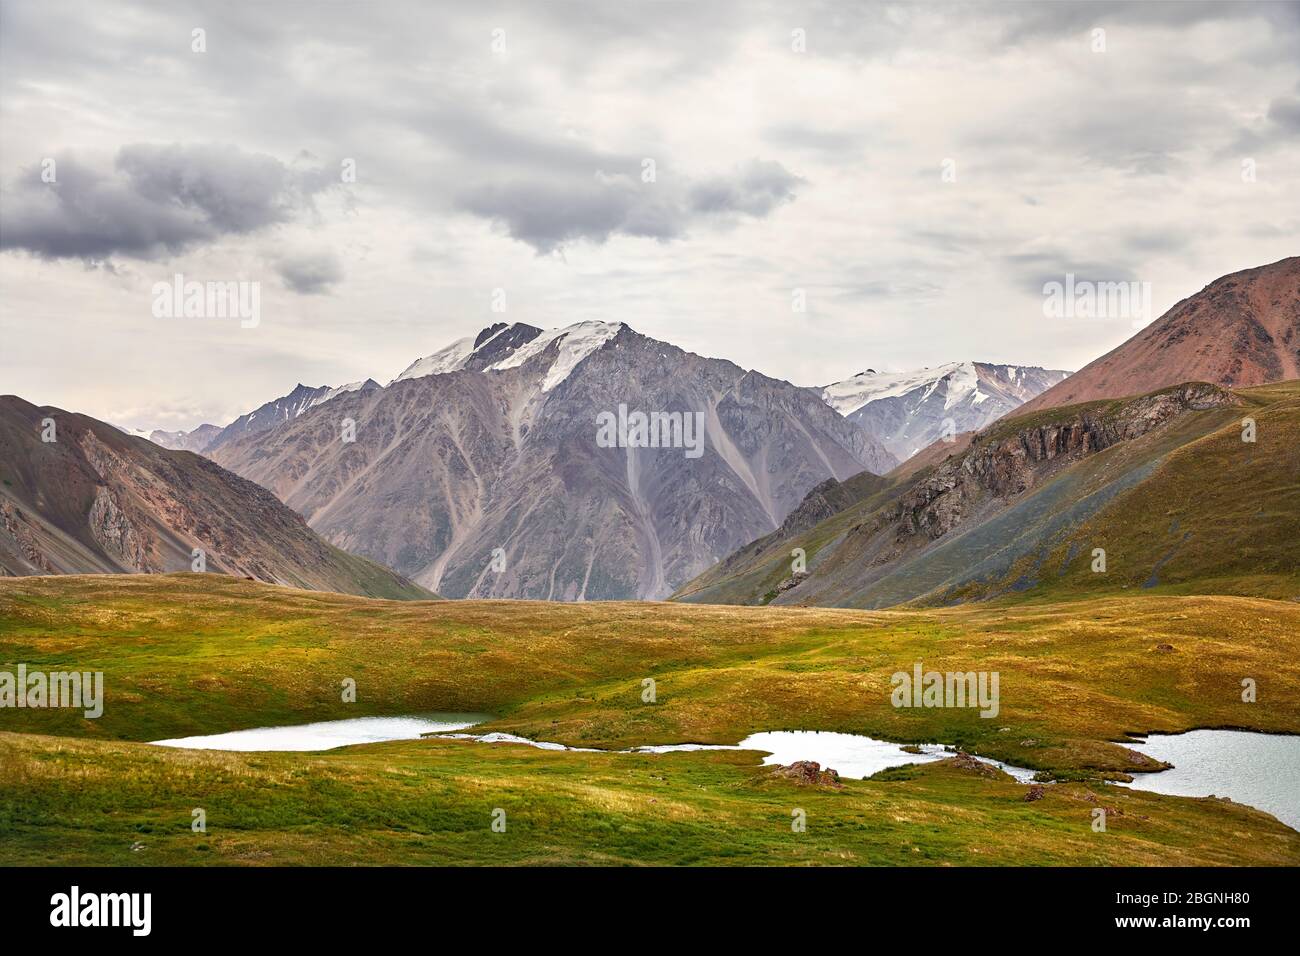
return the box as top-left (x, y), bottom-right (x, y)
top-left (980, 382), bottom-right (1300, 605)
top-left (2, 574), bottom-right (1298, 865)
top-left (4, 730), bottom-right (1296, 866)
top-left (2, 575), bottom-right (1297, 769)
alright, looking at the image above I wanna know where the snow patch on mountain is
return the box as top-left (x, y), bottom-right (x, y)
top-left (308, 379), bottom-right (380, 409)
top-left (486, 320), bottom-right (625, 391)
top-left (390, 336), bottom-right (478, 384)
top-left (943, 362), bottom-right (979, 410)
top-left (822, 362), bottom-right (969, 416)
top-left (821, 362), bottom-right (1071, 461)
top-left (389, 322), bottom-right (552, 384)
top-left (112, 423), bottom-right (154, 439)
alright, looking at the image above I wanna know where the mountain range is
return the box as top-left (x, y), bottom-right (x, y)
top-left (208, 322), bottom-right (897, 599)
top-left (9, 257), bottom-right (1295, 606)
top-left (150, 379), bottom-right (382, 454)
top-left (5, 318), bottom-right (1060, 601)
top-left (675, 255), bottom-right (1300, 610)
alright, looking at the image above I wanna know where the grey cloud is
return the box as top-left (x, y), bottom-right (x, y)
top-left (0, 144), bottom-right (334, 262)
top-left (460, 160), bottom-right (801, 254)
top-left (995, 0), bottom-right (1300, 47)
top-left (688, 160), bottom-right (802, 216)
top-left (275, 248), bottom-right (344, 294)
top-left (762, 123), bottom-right (866, 158)
top-left (1224, 82), bottom-right (1300, 157)
top-left (828, 279), bottom-right (943, 302)
top-left (1, 0), bottom-right (1296, 432)
top-left (1268, 93), bottom-right (1300, 133)
top-left (1004, 251), bottom-right (1143, 297)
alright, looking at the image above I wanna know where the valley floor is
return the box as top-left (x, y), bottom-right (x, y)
top-left (1, 574), bottom-right (1298, 866)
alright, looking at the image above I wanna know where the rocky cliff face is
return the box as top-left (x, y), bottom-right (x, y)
top-left (211, 323), bottom-right (897, 599)
top-left (886, 383), bottom-right (1241, 549)
top-left (0, 395), bottom-right (429, 599)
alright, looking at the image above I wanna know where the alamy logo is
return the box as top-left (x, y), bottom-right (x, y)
top-left (50, 886), bottom-right (151, 936)
top-left (1042, 273), bottom-right (1151, 326)
top-left (0, 665), bottom-right (103, 718)
top-left (152, 273), bottom-right (261, 328)
top-left (891, 662), bottom-right (999, 718)
top-left (595, 404), bottom-right (705, 459)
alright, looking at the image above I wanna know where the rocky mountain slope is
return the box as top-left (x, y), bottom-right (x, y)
top-left (675, 379), bottom-right (1299, 608)
top-left (822, 362), bottom-right (1069, 460)
top-left (0, 395), bottom-right (430, 599)
top-left (150, 379), bottom-right (382, 454)
top-left (210, 322), bottom-right (897, 599)
top-left (1021, 256), bottom-right (1299, 413)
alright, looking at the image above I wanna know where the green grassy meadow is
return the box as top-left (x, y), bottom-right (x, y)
top-left (2, 574), bottom-right (1297, 865)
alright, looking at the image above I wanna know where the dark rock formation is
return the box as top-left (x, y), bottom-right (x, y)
top-left (771, 761), bottom-right (843, 787)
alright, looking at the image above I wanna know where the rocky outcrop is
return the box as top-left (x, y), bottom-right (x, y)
top-left (781, 478), bottom-right (844, 533)
top-left (771, 761), bottom-right (843, 787)
top-left (887, 383), bottom-right (1241, 546)
top-left (0, 501), bottom-right (53, 573)
top-left (773, 470), bottom-right (892, 541)
top-left (462, 322), bottom-right (543, 370)
top-left (87, 484), bottom-right (155, 572)
top-left (775, 571), bottom-right (808, 594)
top-left (940, 752), bottom-right (1006, 779)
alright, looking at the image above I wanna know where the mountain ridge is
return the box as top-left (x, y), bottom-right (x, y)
top-left (0, 395), bottom-right (431, 599)
top-left (1021, 256), bottom-right (1299, 413)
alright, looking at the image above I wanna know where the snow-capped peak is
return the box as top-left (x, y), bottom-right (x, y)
top-left (821, 362), bottom-right (971, 416)
top-left (820, 361), bottom-right (1068, 418)
top-left (820, 361), bottom-right (1072, 461)
top-left (485, 320), bottom-right (624, 391)
top-left (392, 320), bottom-right (624, 392)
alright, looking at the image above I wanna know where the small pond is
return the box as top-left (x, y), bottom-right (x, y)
top-left (151, 713), bottom-right (492, 752)
top-left (1120, 729), bottom-right (1300, 831)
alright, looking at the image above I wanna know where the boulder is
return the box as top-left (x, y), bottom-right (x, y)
top-left (771, 760), bottom-right (843, 788)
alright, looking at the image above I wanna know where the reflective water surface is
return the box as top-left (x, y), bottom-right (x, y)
top-left (1121, 729), bottom-right (1300, 830)
top-left (152, 713), bottom-right (492, 751)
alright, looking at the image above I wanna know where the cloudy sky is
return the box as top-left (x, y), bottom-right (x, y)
top-left (1, 0), bottom-right (1297, 432)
